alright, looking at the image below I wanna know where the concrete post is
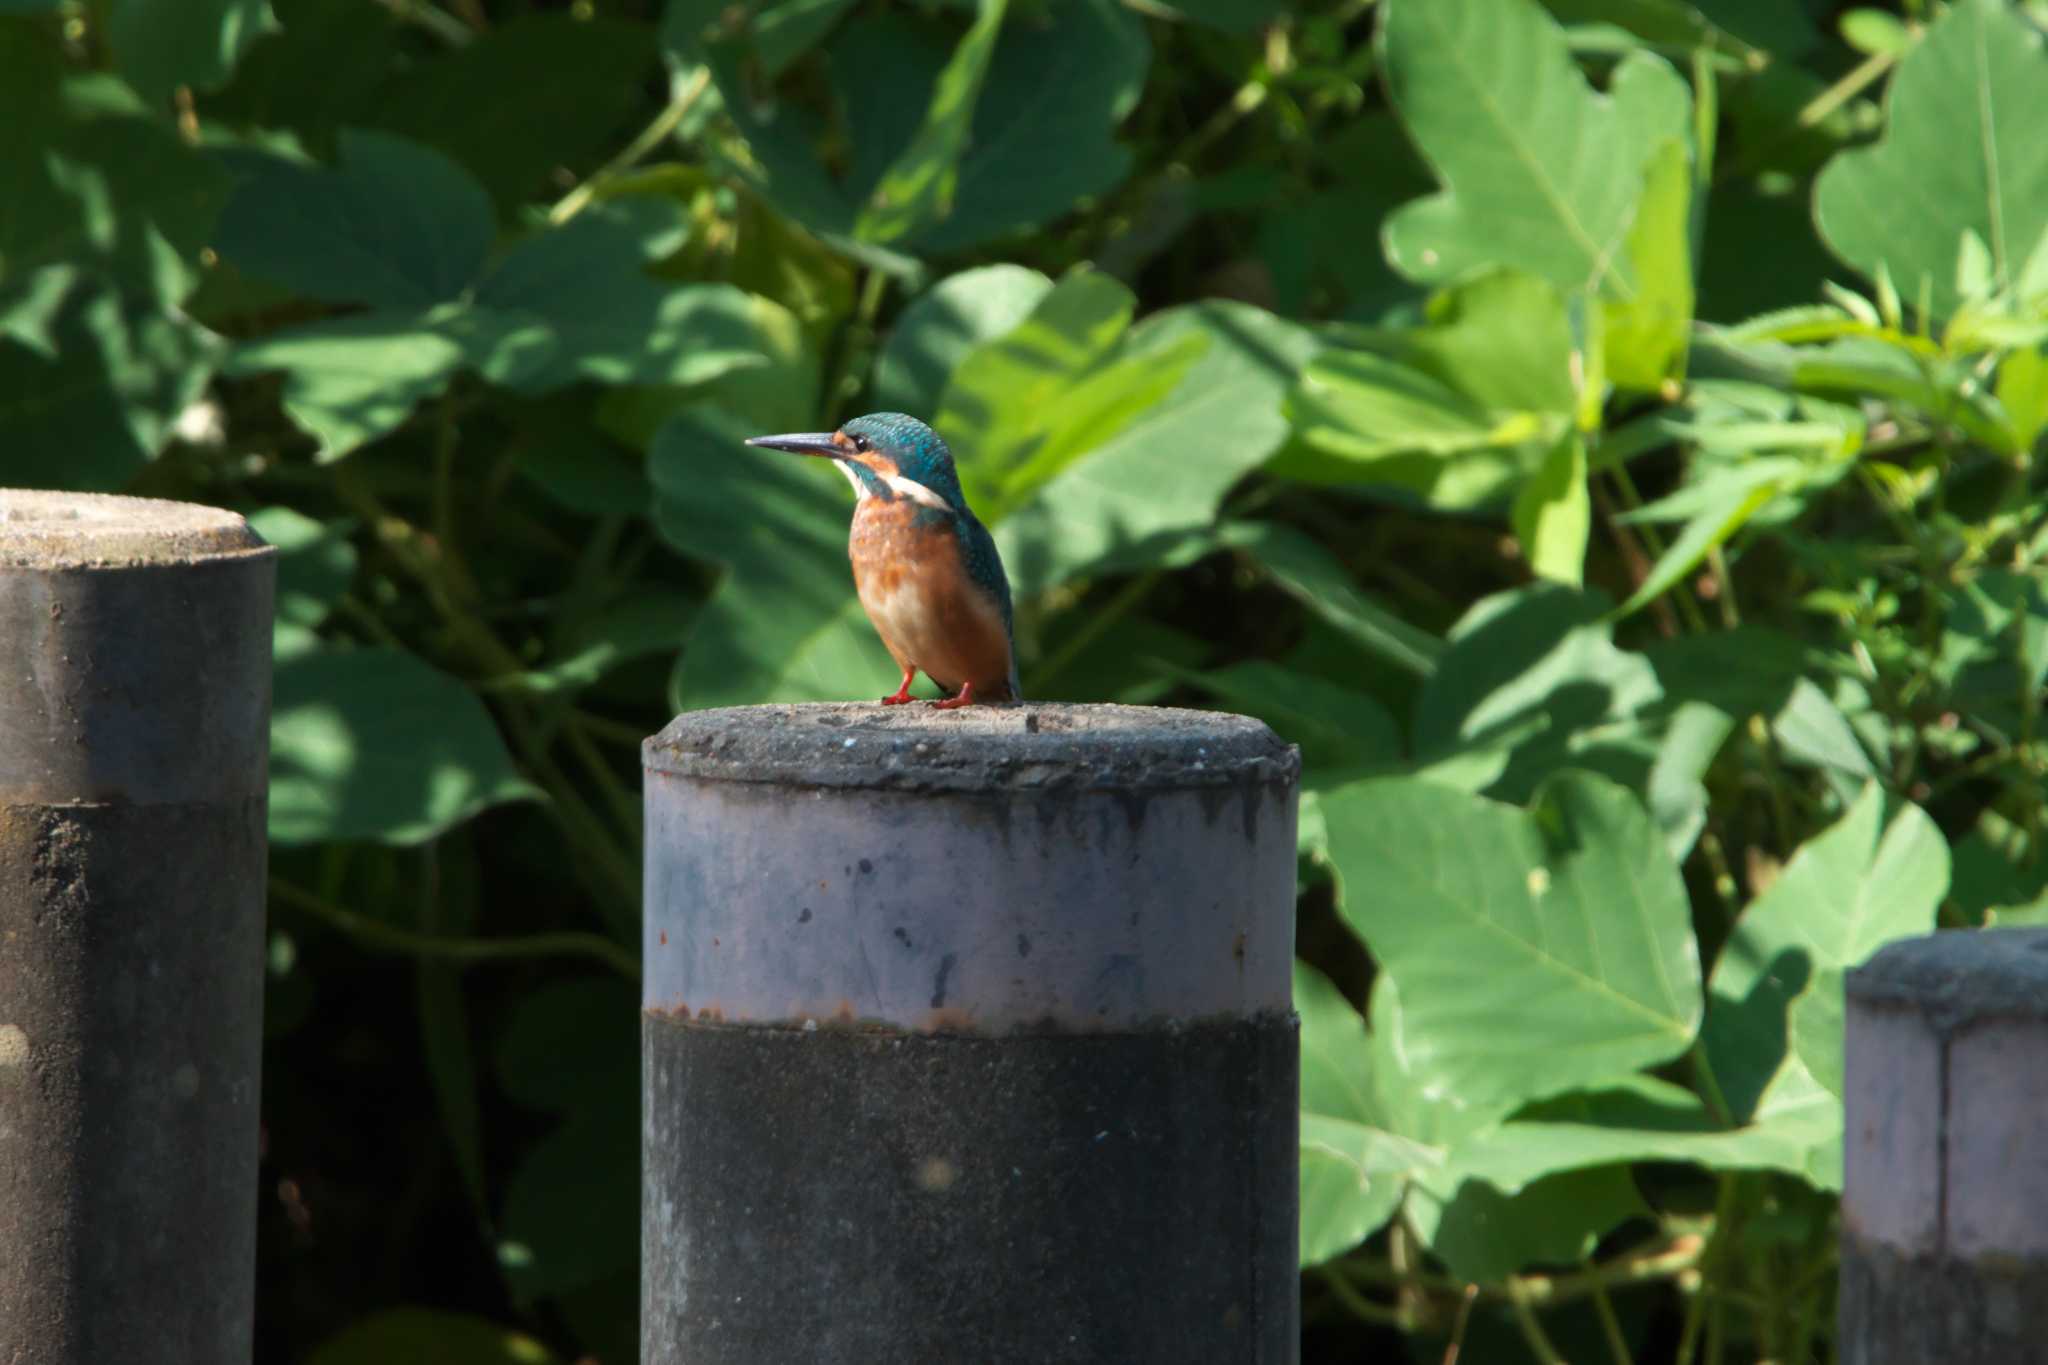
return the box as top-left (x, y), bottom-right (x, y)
top-left (1840, 927), bottom-right (2048, 1363)
top-left (641, 702), bottom-right (1300, 1364)
top-left (0, 491), bottom-right (274, 1363)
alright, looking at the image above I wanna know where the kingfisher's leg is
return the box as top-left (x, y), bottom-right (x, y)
top-left (880, 665), bottom-right (917, 706)
top-left (931, 681), bottom-right (977, 711)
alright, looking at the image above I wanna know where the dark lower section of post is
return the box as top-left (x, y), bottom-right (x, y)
top-left (642, 1012), bottom-right (1300, 1365)
top-left (1839, 1235), bottom-right (2048, 1363)
top-left (0, 799), bottom-right (266, 1363)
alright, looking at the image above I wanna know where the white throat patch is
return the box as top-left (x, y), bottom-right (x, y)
top-left (839, 461), bottom-right (950, 511)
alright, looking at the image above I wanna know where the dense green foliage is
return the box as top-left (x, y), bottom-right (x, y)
top-left (6, 0), bottom-right (2048, 1358)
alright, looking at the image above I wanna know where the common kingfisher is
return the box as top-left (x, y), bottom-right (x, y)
top-left (745, 413), bottom-right (1020, 709)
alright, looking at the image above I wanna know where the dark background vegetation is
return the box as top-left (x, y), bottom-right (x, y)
top-left (5, 0), bottom-right (2047, 1360)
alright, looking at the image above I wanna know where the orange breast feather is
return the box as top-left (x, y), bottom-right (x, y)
top-left (849, 502), bottom-right (1014, 695)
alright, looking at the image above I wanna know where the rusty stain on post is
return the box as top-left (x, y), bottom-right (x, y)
top-left (0, 491), bottom-right (274, 1365)
top-left (641, 702), bottom-right (1301, 1364)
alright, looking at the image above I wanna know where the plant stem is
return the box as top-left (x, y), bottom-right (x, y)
top-left (1591, 1283), bottom-right (1632, 1365)
top-left (273, 879), bottom-right (640, 979)
top-left (824, 268), bottom-right (892, 422)
top-left (1024, 569), bottom-right (1163, 695)
top-left (1440, 1283), bottom-right (1479, 1365)
top-left (1506, 1280), bottom-right (1568, 1365)
top-left (1317, 1268), bottom-right (1412, 1329)
top-left (552, 65), bottom-right (713, 224)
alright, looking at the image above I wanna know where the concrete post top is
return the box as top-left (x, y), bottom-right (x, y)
top-left (1850, 928), bottom-right (2048, 1029)
top-left (644, 702), bottom-right (1300, 795)
top-left (0, 490), bottom-right (269, 570)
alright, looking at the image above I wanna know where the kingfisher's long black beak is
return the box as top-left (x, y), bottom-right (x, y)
top-left (745, 432), bottom-right (844, 458)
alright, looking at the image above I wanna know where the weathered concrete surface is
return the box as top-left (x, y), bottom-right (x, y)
top-left (642, 1014), bottom-right (1299, 1365)
top-left (1840, 929), bottom-right (2048, 1364)
top-left (0, 491), bottom-right (273, 1365)
top-left (644, 704), bottom-right (1298, 1032)
top-left (642, 703), bottom-right (1301, 1364)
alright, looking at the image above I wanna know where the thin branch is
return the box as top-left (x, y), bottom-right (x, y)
top-left (552, 65), bottom-right (714, 225)
top-left (273, 879), bottom-right (640, 980)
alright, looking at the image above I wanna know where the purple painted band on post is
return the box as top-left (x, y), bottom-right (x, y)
top-left (642, 703), bottom-right (1300, 1033)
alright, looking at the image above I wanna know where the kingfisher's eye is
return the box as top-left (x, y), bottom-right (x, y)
top-left (851, 434), bottom-right (872, 453)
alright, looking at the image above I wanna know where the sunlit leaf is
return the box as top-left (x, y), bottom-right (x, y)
top-left (1321, 771), bottom-right (1702, 1109)
top-left (270, 648), bottom-right (541, 845)
top-left (1378, 0), bottom-right (1690, 296)
top-left (1815, 0), bottom-right (2048, 319)
top-left (872, 263), bottom-right (1051, 415)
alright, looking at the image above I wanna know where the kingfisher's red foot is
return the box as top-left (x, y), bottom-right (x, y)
top-left (932, 682), bottom-right (976, 711)
top-left (880, 666), bottom-right (916, 705)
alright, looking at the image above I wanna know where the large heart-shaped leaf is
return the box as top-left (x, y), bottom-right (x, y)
top-left (1815, 0), bottom-right (2048, 320)
top-left (1321, 770), bottom-right (1702, 1108)
top-left (1377, 0), bottom-right (1690, 297)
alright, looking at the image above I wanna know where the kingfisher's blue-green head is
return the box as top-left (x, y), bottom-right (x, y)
top-left (744, 412), bottom-right (969, 514)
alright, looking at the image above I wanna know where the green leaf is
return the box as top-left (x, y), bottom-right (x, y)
top-left (1163, 659), bottom-right (1402, 773)
top-left (1219, 521), bottom-right (1444, 678)
top-left (227, 311), bottom-right (465, 458)
top-left (871, 264), bottom-right (1052, 415)
top-left (1439, 1108), bottom-right (1839, 1194)
top-left (219, 136), bottom-right (768, 456)
top-left (1815, 0), bottom-right (2048, 320)
top-left (652, 408), bottom-right (898, 707)
top-left (307, 1309), bottom-right (559, 1365)
top-left (499, 1110), bottom-right (638, 1299)
top-left (247, 506), bottom-right (357, 628)
top-left (1321, 771), bottom-right (1702, 1109)
top-left (1378, 0), bottom-right (1690, 296)
top-left (912, 0), bottom-right (1146, 252)
top-left (1612, 468), bottom-right (1785, 618)
top-left (269, 648), bottom-right (541, 845)
top-left (1511, 431), bottom-right (1590, 587)
top-left (1789, 966), bottom-right (1846, 1099)
top-left (1602, 135), bottom-right (1695, 392)
top-left (1996, 345), bottom-right (2048, 455)
top-left (936, 267), bottom-right (1140, 510)
top-left (1295, 963), bottom-right (1446, 1264)
top-left (0, 273), bottom-right (224, 490)
top-left (992, 301), bottom-right (1316, 593)
top-left (1415, 1166), bottom-right (1647, 1284)
top-left (1283, 270), bottom-right (1574, 508)
top-left (105, 0), bottom-right (278, 105)
top-left (213, 132), bottom-right (493, 309)
top-left (518, 590), bottom-right (698, 697)
top-left (370, 14), bottom-right (656, 213)
top-left (0, 25), bottom-right (229, 306)
top-left (1414, 584), bottom-right (1667, 809)
top-left (1702, 783), bottom-right (1948, 1122)
top-left (855, 0), bottom-right (1008, 243)
top-left (465, 220), bottom-right (766, 392)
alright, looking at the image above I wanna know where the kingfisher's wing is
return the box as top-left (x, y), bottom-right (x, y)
top-left (956, 513), bottom-right (1020, 698)
top-left (956, 513), bottom-right (1014, 638)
